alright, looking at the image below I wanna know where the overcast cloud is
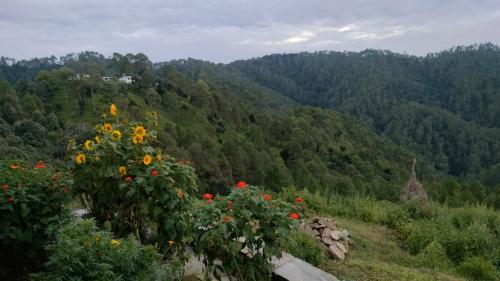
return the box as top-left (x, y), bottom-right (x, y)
top-left (1, 0), bottom-right (500, 62)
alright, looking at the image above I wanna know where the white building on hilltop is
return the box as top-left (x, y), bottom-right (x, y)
top-left (118, 75), bottom-right (133, 84)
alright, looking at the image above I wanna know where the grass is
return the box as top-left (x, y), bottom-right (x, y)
top-left (276, 187), bottom-right (500, 281)
top-left (322, 218), bottom-right (464, 281)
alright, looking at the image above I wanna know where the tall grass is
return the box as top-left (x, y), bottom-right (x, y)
top-left (277, 186), bottom-right (500, 280)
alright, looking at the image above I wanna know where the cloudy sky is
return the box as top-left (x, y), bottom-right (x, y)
top-left (1, 0), bottom-right (500, 63)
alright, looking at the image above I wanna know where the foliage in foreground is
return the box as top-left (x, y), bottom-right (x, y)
top-left (278, 186), bottom-right (500, 280)
top-left (281, 230), bottom-right (326, 266)
top-left (192, 183), bottom-right (299, 281)
top-left (67, 105), bottom-right (198, 256)
top-left (0, 160), bottom-right (71, 280)
top-left (30, 219), bottom-right (180, 281)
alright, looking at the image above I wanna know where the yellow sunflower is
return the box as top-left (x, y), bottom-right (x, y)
top-left (110, 103), bottom-right (117, 116)
top-left (143, 154), bottom-right (153, 165)
top-left (112, 130), bottom-right (122, 140)
top-left (102, 123), bottom-right (112, 133)
top-left (132, 134), bottom-right (144, 144)
top-left (134, 126), bottom-right (146, 137)
top-left (95, 135), bottom-right (101, 144)
top-left (168, 240), bottom-right (175, 247)
top-left (111, 239), bottom-right (120, 246)
top-left (84, 140), bottom-right (94, 150)
top-left (118, 166), bottom-right (127, 176)
top-left (75, 153), bottom-right (86, 164)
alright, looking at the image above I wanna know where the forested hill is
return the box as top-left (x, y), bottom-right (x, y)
top-left (227, 43), bottom-right (500, 181)
top-left (0, 53), bottom-right (434, 202)
top-left (1, 48), bottom-right (499, 206)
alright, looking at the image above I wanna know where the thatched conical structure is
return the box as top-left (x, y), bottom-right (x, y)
top-left (400, 159), bottom-right (428, 208)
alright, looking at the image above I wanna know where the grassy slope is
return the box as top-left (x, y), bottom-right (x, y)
top-left (326, 218), bottom-right (464, 281)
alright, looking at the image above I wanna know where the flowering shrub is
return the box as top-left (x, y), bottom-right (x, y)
top-left (192, 183), bottom-right (300, 280)
top-left (30, 219), bottom-right (178, 281)
top-left (0, 160), bottom-right (72, 280)
top-left (67, 104), bottom-right (197, 254)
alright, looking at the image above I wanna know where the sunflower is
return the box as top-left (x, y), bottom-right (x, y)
top-left (143, 154), bottom-right (153, 165)
top-left (95, 135), bottom-right (101, 144)
top-left (84, 140), bottom-right (94, 150)
top-left (134, 126), bottom-right (146, 137)
top-left (110, 103), bottom-right (117, 116)
top-left (75, 153), bottom-right (86, 164)
top-left (132, 134), bottom-right (144, 144)
top-left (112, 130), bottom-right (122, 140)
top-left (118, 166), bottom-right (127, 176)
top-left (102, 123), bottom-right (112, 132)
top-left (168, 240), bottom-right (175, 247)
top-left (111, 239), bottom-right (120, 246)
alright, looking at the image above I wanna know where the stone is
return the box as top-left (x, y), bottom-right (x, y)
top-left (272, 251), bottom-right (339, 281)
top-left (318, 218), bottom-right (336, 230)
top-left (312, 223), bottom-right (326, 230)
top-left (341, 229), bottom-right (349, 238)
top-left (328, 244), bottom-right (345, 260)
top-left (335, 241), bottom-right (347, 254)
top-left (322, 237), bottom-right (335, 246)
top-left (330, 230), bottom-right (342, 241)
top-left (313, 229), bottom-right (321, 236)
top-left (321, 228), bottom-right (331, 239)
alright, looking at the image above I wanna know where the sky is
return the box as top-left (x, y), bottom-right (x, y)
top-left (1, 0), bottom-right (500, 63)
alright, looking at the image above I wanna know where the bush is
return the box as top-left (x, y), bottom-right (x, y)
top-left (30, 219), bottom-right (177, 281)
top-left (67, 105), bottom-right (198, 256)
top-left (281, 230), bottom-right (326, 266)
top-left (411, 240), bottom-right (451, 270)
top-left (457, 257), bottom-right (499, 281)
top-left (0, 160), bottom-right (71, 280)
top-left (192, 183), bottom-right (298, 280)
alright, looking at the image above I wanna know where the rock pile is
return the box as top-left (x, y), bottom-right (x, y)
top-left (299, 217), bottom-right (352, 260)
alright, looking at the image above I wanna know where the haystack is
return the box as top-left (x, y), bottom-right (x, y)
top-left (400, 159), bottom-right (428, 208)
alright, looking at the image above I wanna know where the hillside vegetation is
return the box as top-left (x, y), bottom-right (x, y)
top-left (228, 43), bottom-right (500, 181)
top-left (1, 46), bottom-right (500, 280)
top-left (0, 55), bottom-right (434, 201)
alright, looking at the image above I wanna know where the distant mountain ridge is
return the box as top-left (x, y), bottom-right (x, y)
top-left (223, 43), bottom-right (500, 180)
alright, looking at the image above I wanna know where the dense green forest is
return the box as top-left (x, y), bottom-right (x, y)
top-left (225, 44), bottom-right (500, 183)
top-left (1, 47), bottom-right (499, 207)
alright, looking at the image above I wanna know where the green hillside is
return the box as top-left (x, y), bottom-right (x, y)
top-left (229, 44), bottom-right (500, 181)
top-left (0, 58), bottom-right (433, 201)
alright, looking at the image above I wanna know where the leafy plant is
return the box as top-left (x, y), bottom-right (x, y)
top-left (457, 257), bottom-right (499, 281)
top-left (67, 104), bottom-right (198, 255)
top-left (192, 183), bottom-right (299, 281)
top-left (281, 230), bottom-right (326, 266)
top-left (0, 160), bottom-right (72, 280)
top-left (30, 219), bottom-right (178, 281)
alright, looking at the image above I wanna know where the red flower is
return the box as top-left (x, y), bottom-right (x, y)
top-left (263, 194), bottom-right (272, 201)
top-left (290, 212), bottom-right (300, 220)
top-left (125, 176), bottom-right (133, 182)
top-left (236, 181), bottom-right (247, 189)
top-left (202, 193), bottom-right (213, 200)
top-left (34, 161), bottom-right (46, 169)
top-left (205, 199), bottom-right (213, 205)
top-left (7, 197), bottom-right (14, 204)
top-left (223, 215), bottom-right (233, 223)
top-left (295, 197), bottom-right (304, 203)
top-left (226, 200), bottom-right (234, 209)
top-left (1, 184), bottom-right (8, 192)
top-left (151, 169), bottom-right (159, 177)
